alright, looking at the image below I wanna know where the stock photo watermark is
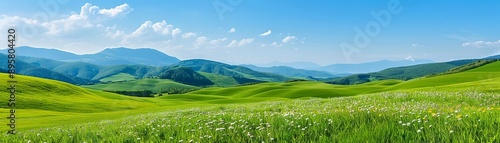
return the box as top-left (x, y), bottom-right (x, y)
top-left (213, 0), bottom-right (243, 21)
top-left (7, 28), bottom-right (17, 135)
top-left (340, 0), bottom-right (404, 62)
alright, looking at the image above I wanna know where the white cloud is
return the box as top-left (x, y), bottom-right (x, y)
top-left (182, 32), bottom-right (197, 39)
top-left (151, 20), bottom-right (173, 34)
top-left (209, 38), bottom-right (227, 45)
top-left (122, 20), bottom-right (183, 44)
top-left (411, 43), bottom-right (424, 48)
top-left (260, 30), bottom-right (271, 36)
top-left (41, 3), bottom-right (132, 35)
top-left (194, 36), bottom-right (208, 47)
top-left (106, 28), bottom-right (125, 39)
top-left (462, 40), bottom-right (500, 48)
top-left (98, 3), bottom-right (132, 17)
top-left (227, 38), bottom-right (255, 47)
top-left (260, 41), bottom-right (281, 47)
top-left (228, 28), bottom-right (236, 33)
top-left (172, 28), bottom-right (182, 38)
top-left (128, 21), bottom-right (153, 37)
top-left (239, 38), bottom-right (255, 46)
top-left (227, 40), bottom-right (238, 47)
top-left (282, 36), bottom-right (296, 43)
top-left (0, 3), bottom-right (127, 36)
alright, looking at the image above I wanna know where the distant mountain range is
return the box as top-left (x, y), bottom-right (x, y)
top-left (255, 61), bottom-right (323, 70)
top-left (327, 59), bottom-right (477, 85)
top-left (255, 59), bottom-right (434, 74)
top-left (2, 46), bottom-right (499, 87)
top-left (318, 59), bottom-right (434, 74)
top-left (241, 65), bottom-right (336, 78)
top-left (3, 46), bottom-right (180, 66)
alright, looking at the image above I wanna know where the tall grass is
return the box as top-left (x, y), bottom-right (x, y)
top-left (3, 90), bottom-right (499, 142)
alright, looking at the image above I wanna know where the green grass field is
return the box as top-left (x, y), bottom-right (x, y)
top-left (1, 61), bottom-right (499, 142)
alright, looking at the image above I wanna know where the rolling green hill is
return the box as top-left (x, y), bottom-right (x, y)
top-left (0, 73), bottom-right (157, 112)
top-left (327, 59), bottom-right (476, 85)
top-left (387, 61), bottom-right (500, 91)
top-left (427, 59), bottom-right (499, 77)
top-left (0, 61), bottom-right (499, 133)
top-left (163, 61), bottom-right (500, 102)
top-left (0, 73), bottom-right (199, 131)
top-left (170, 59), bottom-right (291, 82)
top-left (83, 78), bottom-right (201, 94)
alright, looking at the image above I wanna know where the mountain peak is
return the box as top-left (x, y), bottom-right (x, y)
top-left (4, 46), bottom-right (180, 66)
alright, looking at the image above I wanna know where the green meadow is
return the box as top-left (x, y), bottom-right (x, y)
top-left (1, 61), bottom-right (500, 142)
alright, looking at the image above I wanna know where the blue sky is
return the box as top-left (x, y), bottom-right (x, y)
top-left (1, 0), bottom-right (499, 65)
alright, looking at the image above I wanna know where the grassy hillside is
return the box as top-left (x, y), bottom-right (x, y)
top-left (83, 78), bottom-right (201, 94)
top-left (0, 73), bottom-right (172, 131)
top-left (328, 59), bottom-right (476, 85)
top-left (160, 80), bottom-right (402, 103)
top-left (4, 90), bottom-right (500, 142)
top-left (428, 59), bottom-right (499, 77)
top-left (0, 74), bottom-right (160, 113)
top-left (387, 61), bottom-right (500, 91)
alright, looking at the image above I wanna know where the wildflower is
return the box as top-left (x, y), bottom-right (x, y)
top-left (449, 130), bottom-right (454, 134)
top-left (137, 138), bottom-right (141, 140)
top-left (417, 129), bottom-right (421, 133)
